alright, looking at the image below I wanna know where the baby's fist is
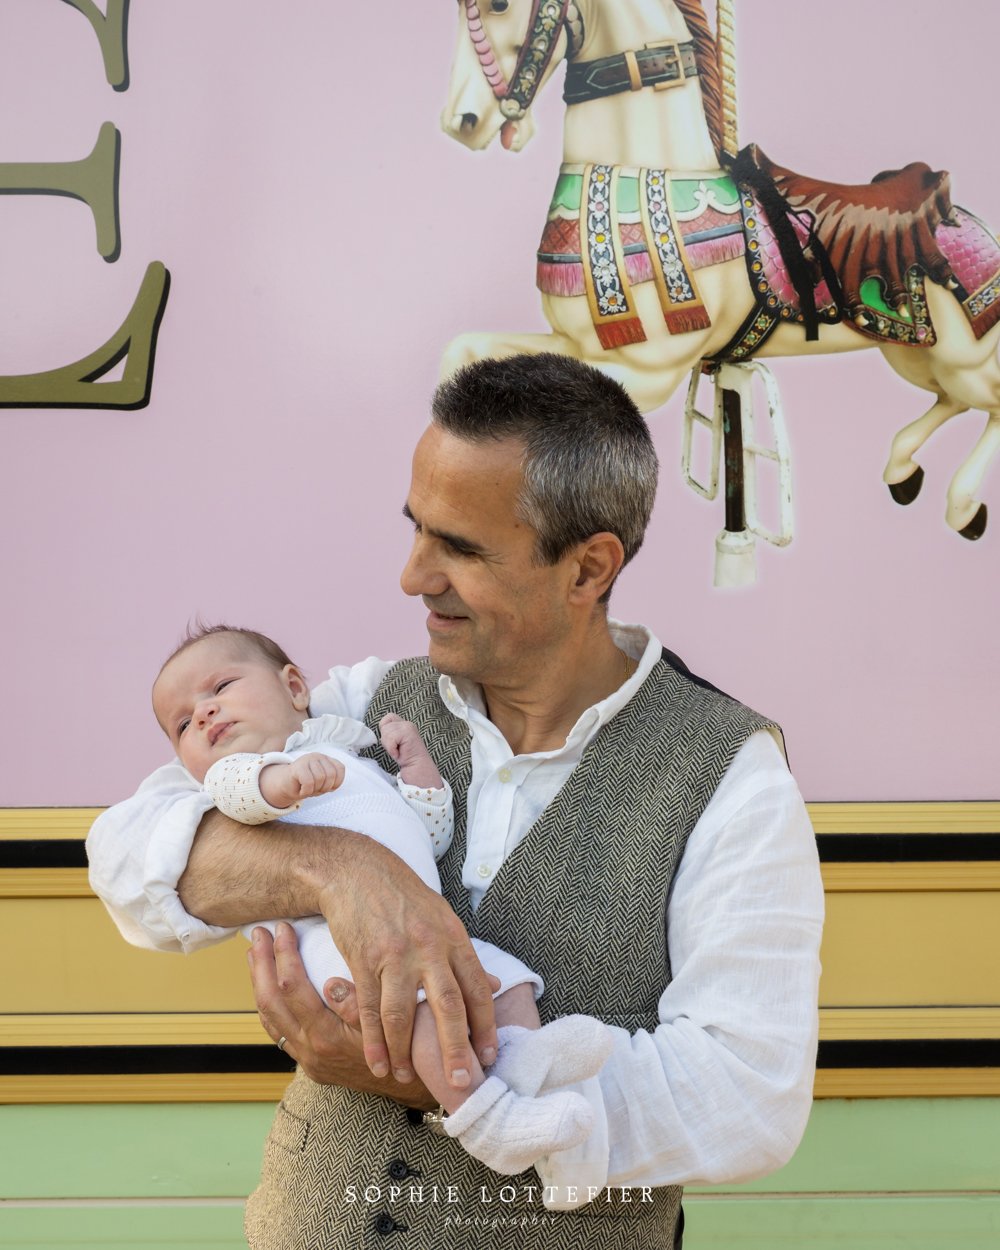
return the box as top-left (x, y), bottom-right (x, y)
top-left (259, 753), bottom-right (345, 808)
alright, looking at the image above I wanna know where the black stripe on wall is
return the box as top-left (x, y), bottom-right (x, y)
top-left (2, 1040), bottom-right (998, 1076)
top-left (0, 1046), bottom-right (297, 1075)
top-left (816, 833), bottom-right (1000, 862)
top-left (8, 835), bottom-right (1000, 871)
top-left (0, 840), bottom-right (89, 869)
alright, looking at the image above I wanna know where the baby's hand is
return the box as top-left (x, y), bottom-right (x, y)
top-left (259, 753), bottom-right (345, 809)
top-left (379, 713), bottom-right (444, 789)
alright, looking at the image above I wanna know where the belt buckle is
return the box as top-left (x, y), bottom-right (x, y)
top-left (645, 39), bottom-right (686, 91)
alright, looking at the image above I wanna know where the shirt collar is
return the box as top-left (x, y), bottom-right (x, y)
top-left (436, 620), bottom-right (663, 756)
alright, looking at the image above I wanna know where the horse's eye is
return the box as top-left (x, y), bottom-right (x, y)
top-left (490, 0), bottom-right (509, 12)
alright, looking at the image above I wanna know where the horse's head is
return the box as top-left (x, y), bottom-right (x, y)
top-left (442, 1), bottom-right (574, 152)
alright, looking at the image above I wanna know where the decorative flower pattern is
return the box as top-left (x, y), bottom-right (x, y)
top-left (586, 164), bottom-right (631, 318)
top-left (504, 0), bottom-right (568, 116)
top-left (645, 169), bottom-right (697, 307)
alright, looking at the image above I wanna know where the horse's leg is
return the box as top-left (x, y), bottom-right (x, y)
top-left (944, 414), bottom-right (1000, 538)
top-left (882, 395), bottom-right (969, 502)
top-left (878, 344), bottom-right (968, 501)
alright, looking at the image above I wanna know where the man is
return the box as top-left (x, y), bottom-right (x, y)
top-left (88, 354), bottom-right (823, 1248)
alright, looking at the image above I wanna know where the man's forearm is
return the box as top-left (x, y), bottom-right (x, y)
top-left (178, 807), bottom-right (365, 926)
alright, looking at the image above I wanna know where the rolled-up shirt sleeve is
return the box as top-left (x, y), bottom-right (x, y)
top-left (86, 657), bottom-right (396, 954)
top-left (87, 762), bottom-right (221, 953)
top-left (597, 732), bottom-right (825, 1186)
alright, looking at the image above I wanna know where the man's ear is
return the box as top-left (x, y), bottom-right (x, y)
top-left (282, 664), bottom-right (311, 712)
top-left (569, 532), bottom-right (626, 605)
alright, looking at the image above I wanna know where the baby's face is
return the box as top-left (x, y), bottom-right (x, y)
top-left (152, 634), bottom-right (309, 781)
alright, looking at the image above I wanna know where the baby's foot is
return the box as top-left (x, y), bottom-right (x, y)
top-left (491, 1015), bottom-right (614, 1096)
top-left (535, 1075), bottom-right (610, 1210)
top-left (443, 1076), bottom-right (594, 1176)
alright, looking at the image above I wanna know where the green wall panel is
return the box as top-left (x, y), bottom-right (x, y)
top-left (684, 1196), bottom-right (1000, 1249)
top-left (4, 1099), bottom-right (998, 1199)
top-left (0, 1105), bottom-right (273, 1199)
top-left (0, 1205), bottom-right (244, 1250)
top-left (692, 1096), bottom-right (1000, 1194)
top-left (2, 1099), bottom-right (999, 1249)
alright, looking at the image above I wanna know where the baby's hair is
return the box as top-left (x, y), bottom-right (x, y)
top-left (158, 622), bottom-right (299, 679)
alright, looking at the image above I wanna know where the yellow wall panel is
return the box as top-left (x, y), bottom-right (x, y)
top-left (1, 898), bottom-right (255, 1013)
top-left (819, 891), bottom-right (1000, 1006)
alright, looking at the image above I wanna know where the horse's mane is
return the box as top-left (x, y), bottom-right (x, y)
top-left (674, 0), bottom-right (724, 160)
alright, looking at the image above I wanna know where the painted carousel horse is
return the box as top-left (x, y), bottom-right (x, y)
top-left (441, 0), bottom-right (1000, 543)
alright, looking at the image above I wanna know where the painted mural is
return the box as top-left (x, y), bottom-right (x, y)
top-left (441, 0), bottom-right (1000, 579)
top-left (1, 2), bottom-right (997, 806)
top-left (0, 2), bottom-right (169, 409)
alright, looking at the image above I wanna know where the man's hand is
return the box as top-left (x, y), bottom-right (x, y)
top-left (317, 838), bottom-right (499, 1089)
top-left (248, 924), bottom-right (436, 1108)
top-left (259, 754), bottom-right (345, 809)
top-left (180, 811), bottom-right (499, 1088)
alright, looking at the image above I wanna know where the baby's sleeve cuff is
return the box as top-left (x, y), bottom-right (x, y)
top-left (204, 752), bottom-right (298, 825)
top-left (397, 777), bottom-right (454, 859)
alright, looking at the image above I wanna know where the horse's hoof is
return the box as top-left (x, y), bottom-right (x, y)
top-left (958, 503), bottom-right (987, 541)
top-left (887, 465), bottom-right (924, 505)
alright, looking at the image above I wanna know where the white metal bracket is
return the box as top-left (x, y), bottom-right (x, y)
top-left (682, 360), bottom-right (795, 586)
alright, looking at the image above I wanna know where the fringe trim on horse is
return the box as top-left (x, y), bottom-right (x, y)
top-left (538, 236), bottom-right (745, 299)
top-left (596, 317), bottom-right (648, 349)
top-left (664, 306), bottom-right (712, 335)
top-left (537, 261), bottom-right (586, 298)
top-left (685, 233), bottom-right (745, 269)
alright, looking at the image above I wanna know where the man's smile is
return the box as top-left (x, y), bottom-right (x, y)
top-left (424, 598), bottom-right (469, 627)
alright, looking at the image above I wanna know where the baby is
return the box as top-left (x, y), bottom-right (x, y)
top-left (151, 624), bottom-right (613, 1185)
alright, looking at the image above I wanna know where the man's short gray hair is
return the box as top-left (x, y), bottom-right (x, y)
top-left (431, 355), bottom-right (658, 598)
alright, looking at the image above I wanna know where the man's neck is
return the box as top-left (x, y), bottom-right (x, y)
top-left (480, 622), bottom-right (631, 756)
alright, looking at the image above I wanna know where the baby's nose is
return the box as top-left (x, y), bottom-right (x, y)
top-left (196, 699), bottom-right (218, 725)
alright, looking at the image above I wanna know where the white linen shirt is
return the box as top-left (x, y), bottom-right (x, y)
top-left (87, 622), bottom-right (824, 1188)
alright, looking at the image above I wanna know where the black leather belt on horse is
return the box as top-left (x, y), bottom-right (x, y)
top-left (563, 40), bottom-right (698, 106)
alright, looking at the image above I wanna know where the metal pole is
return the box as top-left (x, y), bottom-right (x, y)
top-left (722, 386), bottom-right (746, 534)
top-left (717, 0), bottom-right (738, 158)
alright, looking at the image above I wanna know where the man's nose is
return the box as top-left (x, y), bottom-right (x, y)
top-left (400, 540), bottom-right (448, 599)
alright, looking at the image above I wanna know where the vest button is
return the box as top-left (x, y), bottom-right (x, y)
top-left (374, 1213), bottom-right (397, 1236)
top-left (404, 1107), bottom-right (423, 1127)
top-left (387, 1159), bottom-right (409, 1181)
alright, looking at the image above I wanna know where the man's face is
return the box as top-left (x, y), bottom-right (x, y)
top-left (400, 426), bottom-right (576, 689)
top-left (152, 634), bottom-right (309, 781)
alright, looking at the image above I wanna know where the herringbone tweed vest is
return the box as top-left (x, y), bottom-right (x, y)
top-left (244, 650), bottom-right (777, 1250)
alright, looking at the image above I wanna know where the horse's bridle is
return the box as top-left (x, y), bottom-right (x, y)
top-left (464, 0), bottom-right (579, 121)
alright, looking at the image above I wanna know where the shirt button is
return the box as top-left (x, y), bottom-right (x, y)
top-left (477, 863), bottom-right (493, 880)
top-left (498, 767), bottom-right (512, 783)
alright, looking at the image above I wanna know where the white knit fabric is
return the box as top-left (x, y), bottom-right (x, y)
top-left (204, 752), bottom-right (301, 825)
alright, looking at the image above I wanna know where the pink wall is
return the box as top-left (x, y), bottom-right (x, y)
top-left (2, 1), bottom-right (997, 805)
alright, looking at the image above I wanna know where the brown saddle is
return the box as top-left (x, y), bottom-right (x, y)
top-left (745, 144), bottom-right (957, 315)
